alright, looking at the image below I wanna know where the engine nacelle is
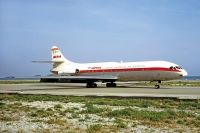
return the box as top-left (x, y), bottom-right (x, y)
top-left (58, 71), bottom-right (72, 76)
top-left (58, 69), bottom-right (80, 76)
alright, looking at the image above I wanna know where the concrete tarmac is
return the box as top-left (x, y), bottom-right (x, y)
top-left (0, 83), bottom-right (200, 99)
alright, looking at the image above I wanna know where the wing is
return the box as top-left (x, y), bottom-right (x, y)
top-left (40, 75), bottom-right (118, 83)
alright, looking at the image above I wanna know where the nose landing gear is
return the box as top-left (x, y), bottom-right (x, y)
top-left (155, 80), bottom-right (161, 89)
top-left (155, 84), bottom-right (160, 89)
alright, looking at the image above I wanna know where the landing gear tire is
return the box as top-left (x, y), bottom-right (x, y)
top-left (86, 82), bottom-right (97, 88)
top-left (106, 82), bottom-right (117, 87)
top-left (155, 84), bottom-right (160, 89)
top-left (154, 80), bottom-right (161, 89)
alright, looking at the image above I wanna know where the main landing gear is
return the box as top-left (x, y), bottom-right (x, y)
top-left (86, 82), bottom-right (97, 88)
top-left (155, 80), bottom-right (161, 89)
top-left (106, 82), bottom-right (117, 87)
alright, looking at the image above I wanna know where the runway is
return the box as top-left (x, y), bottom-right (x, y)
top-left (0, 83), bottom-right (200, 99)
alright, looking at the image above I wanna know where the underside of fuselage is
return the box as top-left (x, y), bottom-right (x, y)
top-left (78, 70), bottom-right (182, 81)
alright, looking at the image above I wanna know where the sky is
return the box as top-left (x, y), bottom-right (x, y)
top-left (0, 0), bottom-right (200, 77)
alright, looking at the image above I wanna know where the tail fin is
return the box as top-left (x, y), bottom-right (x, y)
top-left (51, 46), bottom-right (74, 68)
top-left (51, 46), bottom-right (66, 62)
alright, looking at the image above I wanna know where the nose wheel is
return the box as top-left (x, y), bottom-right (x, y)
top-left (155, 84), bottom-right (160, 89)
top-left (155, 80), bottom-right (161, 89)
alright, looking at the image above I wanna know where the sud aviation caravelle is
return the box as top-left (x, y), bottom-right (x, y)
top-left (34, 46), bottom-right (188, 89)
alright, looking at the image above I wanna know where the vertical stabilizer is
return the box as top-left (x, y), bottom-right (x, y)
top-left (51, 46), bottom-right (66, 62)
top-left (51, 46), bottom-right (74, 68)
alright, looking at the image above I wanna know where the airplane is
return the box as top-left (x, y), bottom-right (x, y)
top-left (34, 46), bottom-right (188, 89)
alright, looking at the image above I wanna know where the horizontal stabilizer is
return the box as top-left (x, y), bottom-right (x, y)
top-left (32, 61), bottom-right (64, 63)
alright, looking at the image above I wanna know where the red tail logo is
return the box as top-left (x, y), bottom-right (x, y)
top-left (53, 55), bottom-right (61, 58)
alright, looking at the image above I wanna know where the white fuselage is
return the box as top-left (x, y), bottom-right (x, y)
top-left (51, 61), bottom-right (187, 81)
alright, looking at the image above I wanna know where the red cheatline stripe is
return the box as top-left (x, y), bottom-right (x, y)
top-left (79, 67), bottom-right (181, 73)
top-left (51, 48), bottom-right (59, 50)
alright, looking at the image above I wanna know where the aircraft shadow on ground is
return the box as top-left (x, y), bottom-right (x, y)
top-left (10, 86), bottom-right (173, 92)
top-left (116, 84), bottom-right (173, 89)
top-left (28, 84), bottom-right (173, 90)
top-left (11, 84), bottom-right (86, 91)
top-left (32, 84), bottom-right (85, 88)
top-left (12, 87), bottom-right (84, 92)
top-left (33, 84), bottom-right (154, 89)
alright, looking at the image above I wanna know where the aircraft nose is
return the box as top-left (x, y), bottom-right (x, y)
top-left (181, 69), bottom-right (188, 76)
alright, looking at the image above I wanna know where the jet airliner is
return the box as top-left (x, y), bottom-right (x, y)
top-left (35, 46), bottom-right (188, 88)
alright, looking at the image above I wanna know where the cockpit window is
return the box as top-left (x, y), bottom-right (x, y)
top-left (175, 66), bottom-right (182, 69)
top-left (170, 66), bottom-right (182, 70)
top-left (169, 66), bottom-right (174, 70)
